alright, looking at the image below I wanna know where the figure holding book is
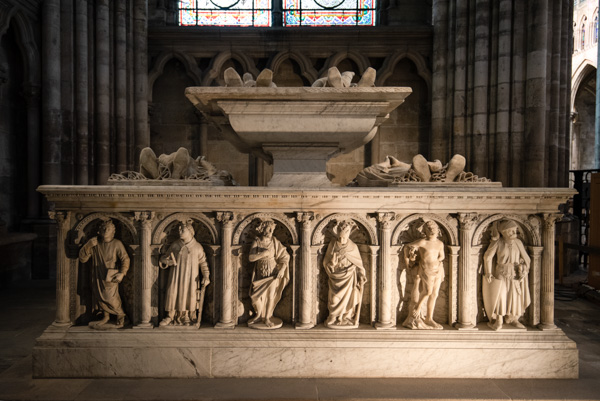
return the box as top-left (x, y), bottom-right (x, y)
top-left (79, 219), bottom-right (130, 328)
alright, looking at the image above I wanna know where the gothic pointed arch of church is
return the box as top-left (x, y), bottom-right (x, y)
top-left (148, 51), bottom-right (202, 102)
top-left (201, 51), bottom-right (260, 87)
top-left (269, 51), bottom-right (318, 86)
top-left (377, 50), bottom-right (431, 92)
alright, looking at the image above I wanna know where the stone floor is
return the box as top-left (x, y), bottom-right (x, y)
top-left (1, 277), bottom-right (599, 401)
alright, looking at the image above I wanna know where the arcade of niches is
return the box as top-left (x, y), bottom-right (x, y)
top-left (34, 184), bottom-right (577, 379)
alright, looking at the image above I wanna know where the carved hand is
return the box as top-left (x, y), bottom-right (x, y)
top-left (112, 272), bottom-right (125, 283)
top-left (201, 276), bottom-right (210, 287)
top-left (276, 267), bottom-right (286, 279)
top-left (86, 237), bottom-right (98, 248)
top-left (486, 273), bottom-right (493, 283)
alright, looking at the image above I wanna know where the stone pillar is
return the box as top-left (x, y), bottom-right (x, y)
top-left (375, 212), bottom-right (395, 329)
top-left (471, 0), bottom-right (490, 178)
top-left (95, 0), bottom-right (110, 184)
top-left (528, 245), bottom-right (544, 327)
top-left (430, 0), bottom-right (449, 160)
top-left (115, 0), bottom-right (128, 173)
top-left (296, 212), bottom-right (315, 329)
top-left (50, 211), bottom-right (71, 327)
top-left (494, 0), bottom-right (512, 185)
top-left (42, 0), bottom-right (62, 185)
top-left (134, 0), bottom-right (149, 161)
top-left (452, 0), bottom-right (468, 158)
top-left (135, 212), bottom-right (154, 328)
top-left (369, 245), bottom-right (380, 325)
top-left (510, 0), bottom-right (526, 186)
top-left (23, 85), bottom-right (41, 217)
top-left (524, 0), bottom-right (549, 187)
top-left (289, 244), bottom-right (300, 324)
top-left (447, 245), bottom-right (460, 326)
top-left (74, 0), bottom-right (88, 185)
top-left (456, 213), bottom-right (478, 329)
top-left (540, 213), bottom-right (560, 330)
top-left (216, 212), bottom-right (235, 328)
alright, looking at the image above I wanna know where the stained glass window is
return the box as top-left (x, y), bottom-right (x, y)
top-left (594, 15), bottom-right (598, 44)
top-left (283, 0), bottom-right (376, 26)
top-left (179, 0), bottom-right (272, 27)
top-left (581, 23), bottom-right (586, 49)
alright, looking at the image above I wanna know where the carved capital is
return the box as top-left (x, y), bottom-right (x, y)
top-left (376, 212), bottom-right (396, 229)
top-left (216, 211), bottom-right (235, 226)
top-left (457, 213), bottom-right (478, 230)
top-left (49, 211), bottom-right (71, 229)
top-left (134, 211), bottom-right (155, 230)
top-left (542, 213), bottom-right (562, 230)
top-left (296, 212), bottom-right (315, 226)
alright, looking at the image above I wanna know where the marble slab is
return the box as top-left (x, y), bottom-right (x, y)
top-left (33, 326), bottom-right (578, 379)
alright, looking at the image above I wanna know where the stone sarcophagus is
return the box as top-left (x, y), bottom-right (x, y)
top-left (34, 184), bottom-right (578, 379)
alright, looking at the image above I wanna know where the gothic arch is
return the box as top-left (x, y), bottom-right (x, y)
top-left (152, 212), bottom-right (218, 245)
top-left (1, 7), bottom-right (40, 88)
top-left (571, 60), bottom-right (597, 111)
top-left (269, 51), bottom-right (318, 84)
top-left (148, 51), bottom-right (202, 101)
top-left (377, 51), bottom-right (431, 92)
top-left (472, 214), bottom-right (541, 247)
top-left (73, 212), bottom-right (138, 245)
top-left (201, 51), bottom-right (259, 87)
top-left (323, 51), bottom-right (370, 77)
top-left (232, 213), bottom-right (298, 245)
top-left (312, 213), bottom-right (377, 246)
top-left (392, 214), bottom-right (458, 246)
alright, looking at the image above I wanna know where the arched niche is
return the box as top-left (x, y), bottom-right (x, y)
top-left (323, 51), bottom-right (370, 82)
top-left (149, 57), bottom-right (201, 156)
top-left (311, 213), bottom-right (376, 325)
top-left (151, 212), bottom-right (218, 325)
top-left (201, 51), bottom-right (259, 87)
top-left (570, 62), bottom-right (597, 170)
top-left (72, 213), bottom-right (138, 326)
top-left (472, 214), bottom-right (542, 324)
top-left (374, 53), bottom-right (431, 162)
top-left (148, 51), bottom-right (202, 102)
top-left (232, 212), bottom-right (298, 326)
top-left (391, 214), bottom-right (457, 327)
top-left (270, 51), bottom-right (317, 86)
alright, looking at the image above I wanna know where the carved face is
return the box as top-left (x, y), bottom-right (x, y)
top-left (423, 222), bottom-right (439, 238)
top-left (338, 227), bottom-right (351, 244)
top-left (179, 224), bottom-right (194, 242)
top-left (261, 223), bottom-right (274, 239)
top-left (99, 223), bottom-right (115, 242)
top-left (500, 227), bottom-right (518, 241)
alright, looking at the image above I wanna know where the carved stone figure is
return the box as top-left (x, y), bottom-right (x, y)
top-left (311, 67), bottom-right (376, 88)
top-left (402, 220), bottom-right (445, 330)
top-left (109, 147), bottom-right (236, 185)
top-left (247, 218), bottom-right (290, 329)
top-left (159, 220), bottom-right (210, 327)
top-left (224, 67), bottom-right (276, 87)
top-left (483, 220), bottom-right (531, 330)
top-left (79, 219), bottom-right (130, 328)
top-left (323, 220), bottom-right (367, 329)
top-left (352, 154), bottom-right (490, 186)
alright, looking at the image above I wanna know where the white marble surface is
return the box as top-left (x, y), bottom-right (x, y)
top-left (33, 325), bottom-right (578, 378)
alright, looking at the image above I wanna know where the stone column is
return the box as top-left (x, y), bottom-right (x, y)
top-left (524, 0), bottom-right (549, 187)
top-left (95, 0), bottom-right (110, 184)
top-left (471, 0), bottom-right (490, 177)
top-left (510, 0), bottom-right (526, 186)
top-left (431, 0), bottom-right (449, 160)
top-left (134, 0), bottom-right (149, 161)
top-left (452, 0), bottom-right (469, 158)
top-left (42, 0), bottom-right (62, 185)
top-left (369, 245), bottom-right (380, 325)
top-left (74, 0), bottom-right (88, 185)
top-left (115, 0), bottom-right (128, 173)
top-left (447, 245), bottom-right (460, 326)
top-left (528, 245), bottom-right (543, 327)
top-left (135, 212), bottom-right (154, 328)
top-left (296, 212), bottom-right (315, 329)
top-left (216, 212), bottom-right (235, 328)
top-left (456, 213), bottom-right (478, 329)
top-left (494, 0), bottom-right (512, 185)
top-left (376, 212), bottom-right (395, 329)
top-left (289, 244), bottom-right (300, 324)
top-left (540, 213), bottom-right (560, 330)
top-left (23, 85), bottom-right (41, 217)
top-left (50, 211), bottom-right (71, 327)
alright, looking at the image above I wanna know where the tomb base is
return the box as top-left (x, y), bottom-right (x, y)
top-left (33, 325), bottom-right (577, 379)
